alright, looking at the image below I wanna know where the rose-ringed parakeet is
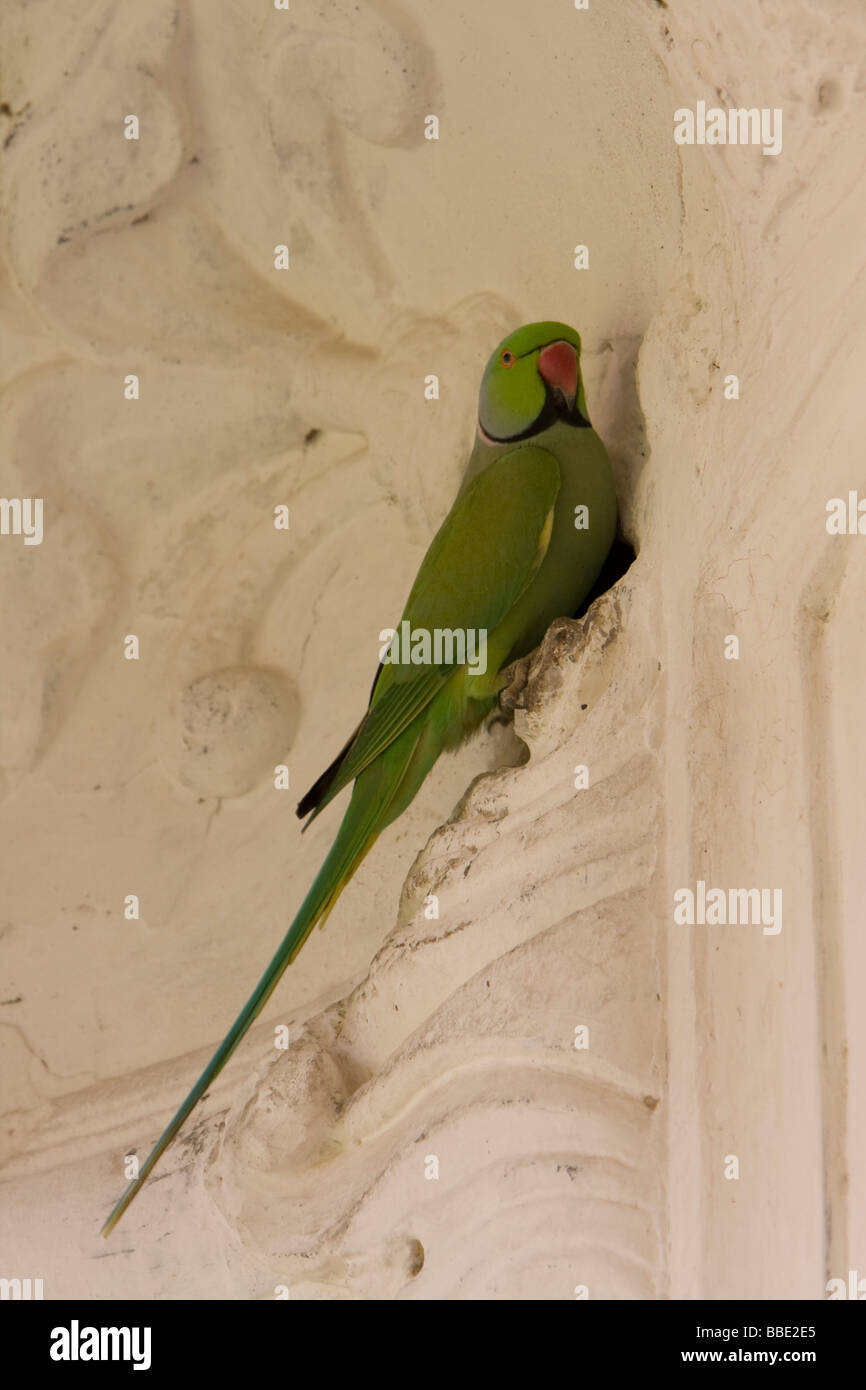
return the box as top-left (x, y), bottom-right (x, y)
top-left (102, 320), bottom-right (618, 1235)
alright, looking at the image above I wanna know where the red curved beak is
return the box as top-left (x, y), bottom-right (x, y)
top-left (538, 341), bottom-right (578, 410)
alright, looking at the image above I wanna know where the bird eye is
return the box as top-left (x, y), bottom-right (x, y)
top-left (501, 350), bottom-right (514, 367)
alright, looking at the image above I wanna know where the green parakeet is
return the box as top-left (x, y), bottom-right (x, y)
top-left (102, 320), bottom-right (618, 1235)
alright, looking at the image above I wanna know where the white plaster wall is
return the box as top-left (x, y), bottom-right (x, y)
top-left (0, 0), bottom-right (864, 1299)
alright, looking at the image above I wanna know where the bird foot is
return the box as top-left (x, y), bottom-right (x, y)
top-left (498, 653), bottom-right (534, 711)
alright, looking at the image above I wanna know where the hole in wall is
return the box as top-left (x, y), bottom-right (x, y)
top-left (573, 536), bottom-right (637, 620)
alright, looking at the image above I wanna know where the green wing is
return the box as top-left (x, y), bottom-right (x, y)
top-left (304, 445), bottom-right (560, 822)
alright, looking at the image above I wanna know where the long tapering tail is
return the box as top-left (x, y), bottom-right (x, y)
top-left (101, 720), bottom-right (430, 1237)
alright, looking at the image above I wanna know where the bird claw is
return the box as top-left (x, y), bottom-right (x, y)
top-left (498, 654), bottom-right (533, 711)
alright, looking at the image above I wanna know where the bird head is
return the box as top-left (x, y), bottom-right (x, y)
top-left (477, 321), bottom-right (591, 443)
